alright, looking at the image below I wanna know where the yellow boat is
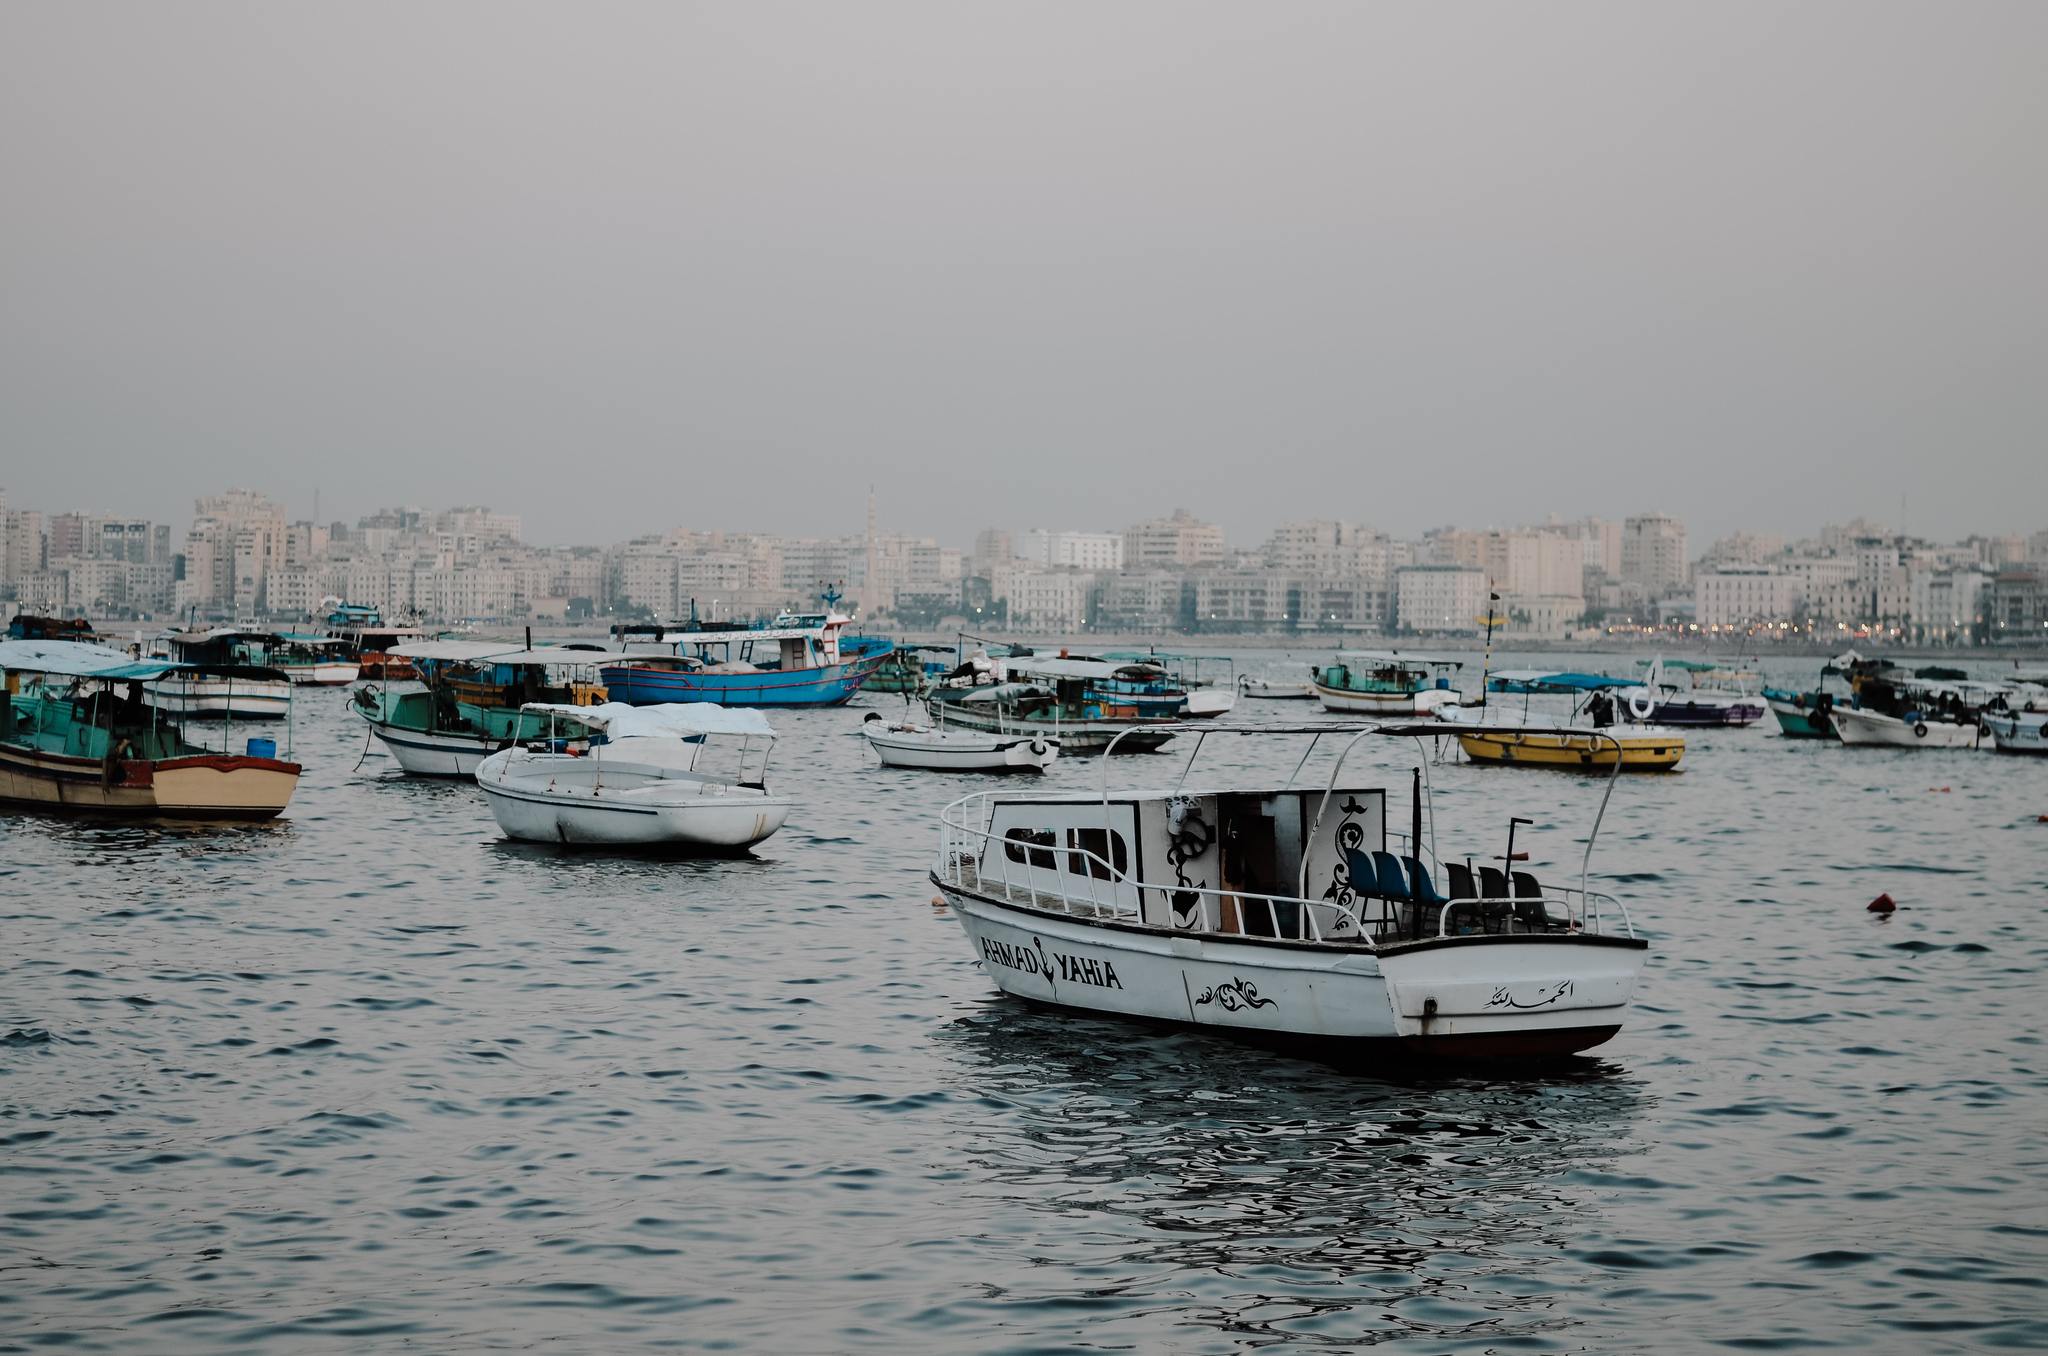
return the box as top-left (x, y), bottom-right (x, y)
top-left (1455, 726), bottom-right (1685, 772)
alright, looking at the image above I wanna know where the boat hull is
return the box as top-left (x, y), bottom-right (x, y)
top-left (941, 881), bottom-right (1646, 1060)
top-left (1184, 687), bottom-right (1237, 718)
top-left (601, 651), bottom-right (890, 708)
top-left (925, 697), bottom-right (1176, 754)
top-left (1315, 682), bottom-right (1457, 716)
top-left (367, 722), bottom-right (507, 776)
top-left (866, 727), bottom-right (1058, 772)
top-left (144, 676), bottom-right (292, 720)
top-left (0, 742), bottom-right (299, 819)
top-left (1239, 679), bottom-right (1316, 701)
top-left (1984, 711), bottom-right (2048, 755)
top-left (1832, 707), bottom-right (1983, 749)
top-left (1639, 699), bottom-right (1764, 727)
top-left (284, 662), bottom-right (361, 687)
top-left (477, 759), bottom-right (792, 848)
top-left (1765, 694), bottom-right (1836, 739)
top-left (1456, 729), bottom-right (1685, 771)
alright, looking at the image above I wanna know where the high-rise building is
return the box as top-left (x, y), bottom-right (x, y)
top-left (1393, 564), bottom-right (1488, 634)
top-left (1621, 513), bottom-right (1689, 599)
top-left (1123, 509), bottom-right (1225, 569)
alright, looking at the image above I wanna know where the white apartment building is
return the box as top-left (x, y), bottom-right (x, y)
top-left (1394, 564), bottom-right (1488, 634)
top-left (1502, 593), bottom-right (1584, 637)
top-left (1123, 509), bottom-right (1225, 569)
top-left (1023, 529), bottom-right (1124, 572)
top-left (1095, 570), bottom-right (1187, 631)
top-left (1911, 568), bottom-right (1988, 641)
top-left (1695, 567), bottom-right (1801, 628)
top-left (996, 567), bottom-right (1095, 631)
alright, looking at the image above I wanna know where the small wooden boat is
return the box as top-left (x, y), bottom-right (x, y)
top-left (1764, 689), bottom-right (1838, 739)
top-left (928, 658), bottom-right (1180, 755)
top-left (1453, 723), bottom-right (1686, 771)
top-left (1237, 673), bottom-right (1317, 701)
top-left (1832, 705), bottom-right (1983, 749)
top-left (1983, 702), bottom-right (2048, 755)
top-left (1313, 652), bottom-right (1461, 715)
top-left (0, 640), bottom-right (301, 819)
top-left (355, 641), bottom-right (610, 777)
top-left (145, 629), bottom-right (294, 719)
top-left (862, 711), bottom-right (1058, 772)
top-left (1101, 651), bottom-right (1238, 718)
top-left (1616, 658), bottom-right (1763, 727)
top-left (600, 596), bottom-right (893, 708)
top-left (274, 635), bottom-right (361, 686)
top-left (862, 645), bottom-right (952, 694)
top-left (931, 720), bottom-right (1649, 1061)
top-left (476, 702), bottom-right (790, 850)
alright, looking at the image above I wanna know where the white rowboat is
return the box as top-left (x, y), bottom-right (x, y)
top-left (863, 713), bottom-right (1059, 772)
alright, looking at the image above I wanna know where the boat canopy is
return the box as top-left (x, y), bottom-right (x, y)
top-left (520, 701), bottom-right (776, 739)
top-left (482, 646), bottom-right (615, 665)
top-left (1486, 670), bottom-right (1627, 692)
top-left (954, 682), bottom-right (1051, 704)
top-left (0, 639), bottom-right (184, 681)
top-left (391, 640), bottom-right (527, 662)
top-left (169, 627), bottom-right (285, 645)
top-left (1003, 658), bottom-right (1125, 681)
top-left (659, 626), bottom-right (821, 645)
top-left (1334, 650), bottom-right (1463, 668)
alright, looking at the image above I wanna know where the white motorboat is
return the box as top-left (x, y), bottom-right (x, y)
top-left (862, 711), bottom-right (1059, 772)
top-left (1238, 673), bottom-right (1317, 701)
top-left (932, 721), bottom-right (1649, 1062)
top-left (476, 702), bottom-right (790, 849)
top-left (143, 667), bottom-right (293, 720)
top-left (1831, 705), bottom-right (1983, 749)
top-left (143, 629), bottom-right (293, 719)
top-left (1984, 692), bottom-right (2048, 755)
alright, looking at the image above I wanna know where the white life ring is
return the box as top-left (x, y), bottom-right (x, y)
top-left (1913, 721), bottom-right (1929, 739)
top-left (1626, 687), bottom-right (1655, 721)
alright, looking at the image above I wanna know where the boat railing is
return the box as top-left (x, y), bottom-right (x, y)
top-left (938, 790), bottom-right (1390, 947)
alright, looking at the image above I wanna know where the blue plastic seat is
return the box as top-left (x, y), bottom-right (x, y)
top-left (1372, 851), bottom-right (1411, 902)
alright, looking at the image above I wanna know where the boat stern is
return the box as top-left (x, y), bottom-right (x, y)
top-left (1375, 935), bottom-right (1648, 1057)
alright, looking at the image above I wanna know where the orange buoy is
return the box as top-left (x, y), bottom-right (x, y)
top-left (1866, 893), bottom-right (1897, 913)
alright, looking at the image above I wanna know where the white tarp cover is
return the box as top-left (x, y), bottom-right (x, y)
top-left (1333, 650), bottom-right (1463, 667)
top-left (521, 701), bottom-right (777, 739)
top-left (391, 640), bottom-right (529, 661)
top-left (0, 639), bottom-right (183, 681)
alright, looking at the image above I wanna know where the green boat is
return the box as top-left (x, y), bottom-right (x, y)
top-left (862, 645), bottom-right (953, 694)
top-left (353, 640), bottom-right (609, 777)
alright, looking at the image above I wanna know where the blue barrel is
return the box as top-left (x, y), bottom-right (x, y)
top-left (246, 737), bottom-right (277, 759)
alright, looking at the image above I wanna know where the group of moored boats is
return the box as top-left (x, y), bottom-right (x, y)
top-left (6, 606), bottom-right (2042, 1070)
top-left (1762, 651), bottom-right (2048, 754)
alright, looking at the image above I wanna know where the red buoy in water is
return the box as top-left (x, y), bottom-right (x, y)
top-left (1867, 893), bottom-right (1897, 913)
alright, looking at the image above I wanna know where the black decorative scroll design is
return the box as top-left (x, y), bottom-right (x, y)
top-left (1322, 795), bottom-right (1370, 908)
top-left (1165, 797), bottom-right (1212, 928)
top-left (1485, 980), bottom-right (1574, 1010)
top-left (1194, 978), bottom-right (1278, 1012)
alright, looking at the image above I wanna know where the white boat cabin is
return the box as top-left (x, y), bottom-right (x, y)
top-left (965, 787), bottom-right (1391, 940)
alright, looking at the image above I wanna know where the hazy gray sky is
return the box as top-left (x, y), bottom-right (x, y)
top-left (3, 1), bottom-right (2043, 548)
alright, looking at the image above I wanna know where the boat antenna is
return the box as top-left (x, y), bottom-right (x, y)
top-left (1477, 589), bottom-right (1500, 707)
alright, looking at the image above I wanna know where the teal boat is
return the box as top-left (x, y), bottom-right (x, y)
top-left (353, 641), bottom-right (610, 776)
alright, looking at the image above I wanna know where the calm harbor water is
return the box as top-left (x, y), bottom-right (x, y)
top-left (3, 651), bottom-right (2045, 1353)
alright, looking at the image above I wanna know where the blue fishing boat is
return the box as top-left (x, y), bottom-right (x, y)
top-left (601, 600), bottom-right (892, 708)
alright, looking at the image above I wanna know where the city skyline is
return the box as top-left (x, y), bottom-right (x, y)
top-left (4, 482), bottom-right (2041, 643)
